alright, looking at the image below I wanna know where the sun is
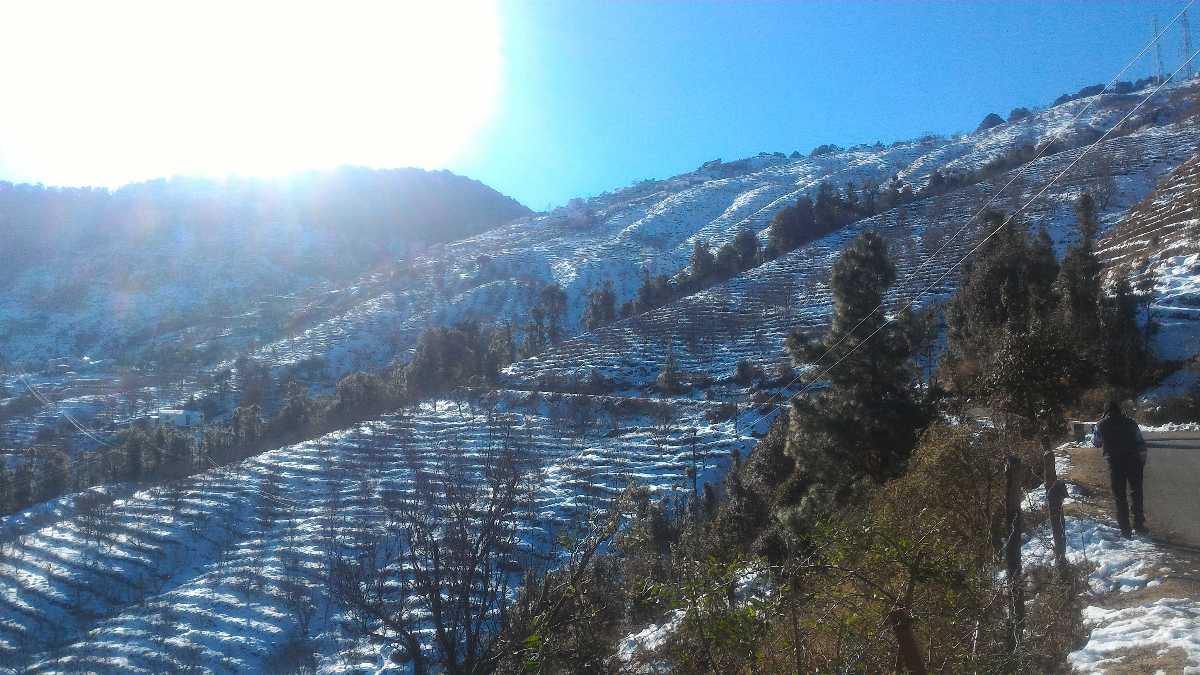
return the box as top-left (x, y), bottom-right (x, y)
top-left (0, 0), bottom-right (501, 185)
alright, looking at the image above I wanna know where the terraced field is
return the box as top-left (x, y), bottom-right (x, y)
top-left (505, 124), bottom-right (1200, 396)
top-left (1097, 145), bottom-right (1200, 394)
top-left (0, 392), bottom-right (760, 673)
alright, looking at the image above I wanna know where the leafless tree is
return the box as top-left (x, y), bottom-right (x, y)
top-left (650, 401), bottom-right (679, 457)
top-left (1085, 148), bottom-right (1118, 210)
top-left (330, 417), bottom-right (543, 674)
top-left (278, 519), bottom-right (317, 640)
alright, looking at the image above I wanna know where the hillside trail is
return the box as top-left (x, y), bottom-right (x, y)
top-left (1064, 435), bottom-right (1200, 673)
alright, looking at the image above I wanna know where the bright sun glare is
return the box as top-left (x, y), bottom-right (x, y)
top-left (1, 0), bottom-right (501, 186)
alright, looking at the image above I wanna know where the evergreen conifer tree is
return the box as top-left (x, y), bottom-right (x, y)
top-left (1100, 274), bottom-right (1152, 392)
top-left (1055, 194), bottom-right (1103, 360)
top-left (538, 284), bottom-right (568, 344)
top-left (656, 346), bottom-right (684, 394)
top-left (942, 211), bottom-right (1058, 396)
top-left (689, 240), bottom-right (718, 286)
top-left (37, 448), bottom-right (70, 502)
top-left (582, 282), bottom-right (616, 330)
top-left (786, 230), bottom-right (926, 485)
top-left (732, 229), bottom-right (760, 269)
top-left (715, 243), bottom-right (740, 278)
top-left (12, 460), bottom-right (32, 512)
top-left (0, 461), bottom-right (11, 514)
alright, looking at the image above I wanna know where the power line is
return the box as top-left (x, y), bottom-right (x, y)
top-left (1184, 10), bottom-right (1195, 78)
top-left (739, 43), bottom-right (1200, 437)
top-left (1157, 16), bottom-right (1169, 82)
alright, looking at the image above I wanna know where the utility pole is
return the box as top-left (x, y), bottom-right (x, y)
top-left (1184, 10), bottom-right (1195, 78)
top-left (1155, 16), bottom-right (1168, 83)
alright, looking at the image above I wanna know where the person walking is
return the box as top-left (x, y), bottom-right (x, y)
top-left (1092, 400), bottom-right (1148, 538)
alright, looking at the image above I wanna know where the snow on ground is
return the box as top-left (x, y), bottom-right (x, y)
top-left (1148, 253), bottom-right (1200, 367)
top-left (506, 122), bottom-right (1200, 397)
top-left (0, 392), bottom-right (765, 673)
top-left (5, 85), bottom-right (1199, 457)
top-left (616, 610), bottom-right (683, 671)
top-left (1025, 516), bottom-right (1165, 595)
top-left (1139, 421), bottom-right (1200, 433)
top-left (1023, 446), bottom-right (1200, 673)
top-left (1, 82), bottom-right (1198, 671)
top-left (1071, 600), bottom-right (1200, 674)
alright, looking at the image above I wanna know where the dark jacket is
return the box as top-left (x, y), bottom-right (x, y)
top-left (1093, 414), bottom-right (1146, 458)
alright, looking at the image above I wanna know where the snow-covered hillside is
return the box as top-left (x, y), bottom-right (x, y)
top-left (233, 80), bottom-right (1200, 383)
top-left (504, 124), bottom-right (1200, 395)
top-left (0, 392), bottom-right (759, 672)
top-left (2, 78), bottom-right (1200, 671)
top-left (5, 78), bottom-right (1200, 499)
top-left (1097, 148), bottom-right (1200, 397)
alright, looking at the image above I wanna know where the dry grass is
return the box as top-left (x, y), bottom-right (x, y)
top-left (1091, 644), bottom-right (1191, 674)
top-left (1063, 445), bottom-right (1112, 522)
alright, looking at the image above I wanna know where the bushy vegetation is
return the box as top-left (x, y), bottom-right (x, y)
top-left (617, 178), bottom-right (919, 320)
top-left (587, 204), bottom-right (1124, 668)
top-left (319, 220), bottom-right (1102, 672)
top-left (942, 195), bottom-right (1155, 435)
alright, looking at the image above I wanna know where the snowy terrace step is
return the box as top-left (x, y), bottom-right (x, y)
top-left (0, 391), bottom-right (766, 672)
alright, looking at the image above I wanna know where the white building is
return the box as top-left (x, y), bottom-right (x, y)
top-left (152, 409), bottom-right (203, 428)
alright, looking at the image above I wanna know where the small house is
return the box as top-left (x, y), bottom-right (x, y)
top-left (152, 409), bottom-right (203, 428)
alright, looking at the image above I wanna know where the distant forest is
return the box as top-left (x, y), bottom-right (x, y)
top-left (0, 167), bottom-right (531, 278)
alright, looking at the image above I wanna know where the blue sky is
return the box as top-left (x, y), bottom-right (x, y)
top-left (452, 0), bottom-right (1194, 210)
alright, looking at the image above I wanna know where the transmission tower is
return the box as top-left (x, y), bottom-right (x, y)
top-left (1183, 10), bottom-right (1195, 78)
top-left (1155, 16), bottom-right (1167, 82)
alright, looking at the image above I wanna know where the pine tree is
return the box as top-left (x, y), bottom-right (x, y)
top-left (715, 243), bottom-right (740, 278)
top-left (656, 346), bottom-right (684, 394)
top-left (1027, 225), bottom-right (1060, 319)
top-left (813, 181), bottom-right (842, 231)
top-left (732, 229), bottom-right (760, 269)
top-left (0, 460), bottom-right (11, 514)
top-left (1100, 274), bottom-right (1152, 392)
top-left (582, 282), bottom-right (616, 330)
top-left (484, 321), bottom-right (517, 377)
top-left (37, 448), bottom-right (70, 502)
top-left (12, 460), bottom-right (33, 512)
top-left (689, 240), bottom-right (718, 286)
top-left (786, 230), bottom-right (925, 484)
top-left (1055, 194), bottom-right (1103, 355)
top-left (538, 284), bottom-right (568, 345)
top-left (126, 431), bottom-right (145, 483)
top-left (942, 211), bottom-right (1056, 395)
top-left (765, 197), bottom-right (815, 258)
top-left (524, 307), bottom-right (548, 357)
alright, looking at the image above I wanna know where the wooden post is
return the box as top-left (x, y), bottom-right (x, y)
top-left (1043, 450), bottom-right (1068, 571)
top-left (889, 607), bottom-right (927, 674)
top-left (1005, 455), bottom-right (1025, 654)
top-left (689, 427), bottom-right (699, 499)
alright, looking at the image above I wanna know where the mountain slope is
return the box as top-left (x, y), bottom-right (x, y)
top-left (237, 80), bottom-right (1200, 383)
top-left (1098, 149), bottom-right (1200, 394)
top-left (503, 123), bottom-right (1200, 396)
top-left (0, 167), bottom-right (531, 366)
top-left (2, 79), bottom-right (1200, 672)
